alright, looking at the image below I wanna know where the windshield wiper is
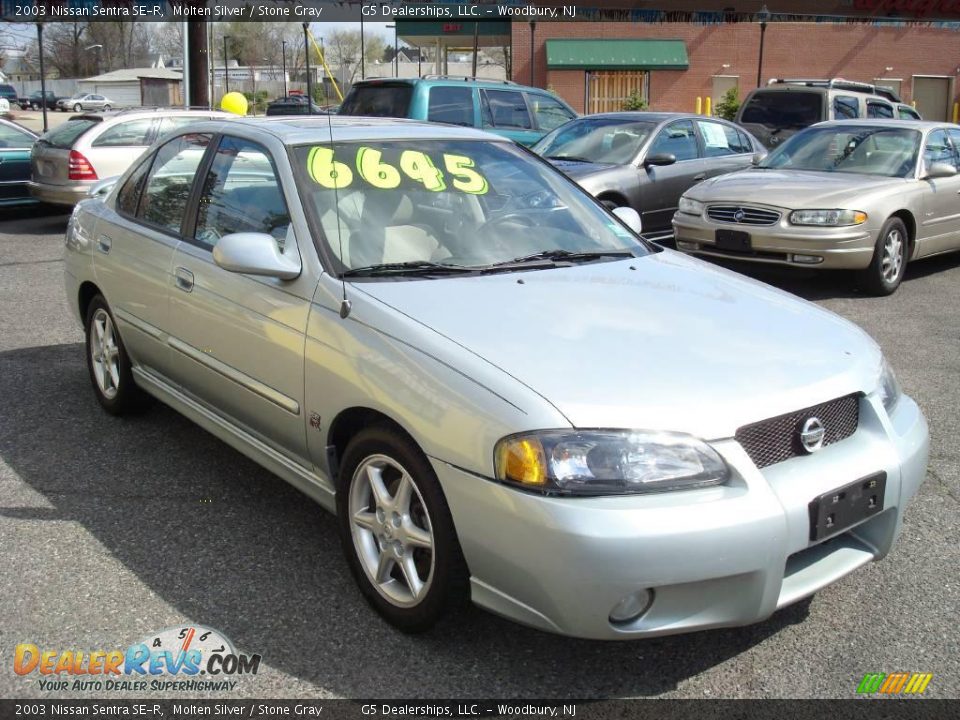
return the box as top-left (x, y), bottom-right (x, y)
top-left (546, 155), bottom-right (593, 163)
top-left (488, 249), bottom-right (635, 268)
top-left (341, 261), bottom-right (475, 278)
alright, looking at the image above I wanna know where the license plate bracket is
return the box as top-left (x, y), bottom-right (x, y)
top-left (715, 228), bottom-right (752, 251)
top-left (809, 472), bottom-right (886, 542)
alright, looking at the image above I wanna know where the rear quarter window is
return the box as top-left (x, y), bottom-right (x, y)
top-left (740, 91), bottom-right (823, 128)
top-left (38, 118), bottom-right (100, 149)
top-left (92, 118), bottom-right (155, 148)
top-left (427, 86), bottom-right (474, 126)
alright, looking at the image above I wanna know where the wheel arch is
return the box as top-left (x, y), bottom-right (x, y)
top-left (597, 191), bottom-right (629, 209)
top-left (326, 406), bottom-right (423, 486)
top-left (78, 280), bottom-right (102, 322)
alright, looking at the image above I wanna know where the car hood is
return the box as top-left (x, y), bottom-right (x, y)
top-left (689, 168), bottom-right (902, 207)
top-left (546, 159), bottom-right (619, 180)
top-left (355, 251), bottom-right (881, 439)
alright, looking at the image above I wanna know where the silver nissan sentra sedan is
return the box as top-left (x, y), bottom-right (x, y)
top-left (63, 117), bottom-right (929, 639)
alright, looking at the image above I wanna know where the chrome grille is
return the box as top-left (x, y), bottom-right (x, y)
top-left (736, 394), bottom-right (860, 469)
top-left (707, 205), bottom-right (781, 226)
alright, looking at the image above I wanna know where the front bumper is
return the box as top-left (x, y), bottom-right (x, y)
top-left (29, 180), bottom-right (92, 207)
top-left (672, 211), bottom-right (877, 270)
top-left (433, 394), bottom-right (928, 639)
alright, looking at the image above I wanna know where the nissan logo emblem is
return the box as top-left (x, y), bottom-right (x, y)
top-left (800, 417), bottom-right (826, 453)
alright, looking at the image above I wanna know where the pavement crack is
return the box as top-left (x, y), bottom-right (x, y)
top-left (928, 467), bottom-right (960, 504)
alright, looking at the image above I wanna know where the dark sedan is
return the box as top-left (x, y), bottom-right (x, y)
top-left (0, 117), bottom-right (38, 208)
top-left (533, 112), bottom-right (765, 242)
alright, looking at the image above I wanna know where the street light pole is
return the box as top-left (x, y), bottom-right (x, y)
top-left (223, 35), bottom-right (230, 94)
top-left (281, 40), bottom-right (288, 97)
top-left (36, 23), bottom-right (47, 132)
top-left (360, 15), bottom-right (365, 80)
top-left (756, 5), bottom-right (770, 88)
top-left (529, 21), bottom-right (536, 87)
top-left (303, 22), bottom-right (313, 114)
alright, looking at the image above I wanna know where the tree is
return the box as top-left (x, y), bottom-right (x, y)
top-left (319, 29), bottom-right (385, 85)
top-left (43, 22), bottom-right (90, 78)
top-left (714, 86), bottom-right (741, 121)
top-left (622, 90), bottom-right (648, 111)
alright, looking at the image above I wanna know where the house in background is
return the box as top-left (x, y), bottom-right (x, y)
top-left (77, 68), bottom-right (182, 107)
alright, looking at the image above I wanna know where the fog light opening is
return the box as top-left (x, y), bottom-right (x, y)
top-left (609, 588), bottom-right (654, 625)
top-left (791, 253), bottom-right (823, 265)
top-left (677, 240), bottom-right (698, 251)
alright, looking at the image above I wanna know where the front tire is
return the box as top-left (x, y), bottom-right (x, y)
top-left (337, 425), bottom-right (469, 632)
top-left (103, 104), bottom-right (111, 111)
top-left (84, 295), bottom-right (149, 415)
top-left (857, 217), bottom-right (908, 296)
top-left (73, 103), bottom-right (82, 112)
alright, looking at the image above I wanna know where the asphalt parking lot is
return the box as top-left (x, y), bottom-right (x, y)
top-left (1, 205), bottom-right (957, 700)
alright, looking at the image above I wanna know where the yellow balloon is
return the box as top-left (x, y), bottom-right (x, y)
top-left (220, 92), bottom-right (248, 116)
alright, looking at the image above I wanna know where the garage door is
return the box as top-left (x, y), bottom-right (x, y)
top-left (913, 76), bottom-right (952, 121)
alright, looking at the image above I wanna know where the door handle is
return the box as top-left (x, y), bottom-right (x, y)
top-left (96, 236), bottom-right (112, 254)
top-left (174, 267), bottom-right (194, 292)
top-left (693, 173), bottom-right (706, 181)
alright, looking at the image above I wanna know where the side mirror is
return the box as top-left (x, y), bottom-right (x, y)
top-left (612, 206), bottom-right (642, 235)
top-left (213, 232), bottom-right (301, 280)
top-left (751, 151), bottom-right (767, 166)
top-left (923, 162), bottom-right (958, 180)
top-left (643, 152), bottom-right (677, 168)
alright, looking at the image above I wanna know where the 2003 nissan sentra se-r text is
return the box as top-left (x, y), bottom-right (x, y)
top-left (63, 117), bottom-right (929, 639)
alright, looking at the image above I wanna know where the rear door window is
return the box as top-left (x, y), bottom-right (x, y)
top-left (38, 118), bottom-right (99, 148)
top-left (740, 91), bottom-right (823, 128)
top-left (528, 93), bottom-right (576, 132)
top-left (137, 133), bottom-right (211, 234)
top-left (92, 118), bottom-right (155, 147)
top-left (695, 120), bottom-right (751, 156)
top-left (339, 84), bottom-right (413, 118)
top-left (482, 89), bottom-right (532, 130)
top-left (898, 105), bottom-right (921, 120)
top-left (833, 95), bottom-right (860, 119)
top-left (427, 86), bottom-right (474, 127)
top-left (867, 101), bottom-right (894, 119)
top-left (649, 120), bottom-right (700, 161)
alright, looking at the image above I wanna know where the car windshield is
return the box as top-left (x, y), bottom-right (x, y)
top-left (339, 84), bottom-right (413, 118)
top-left (740, 91), bottom-right (823, 128)
top-left (758, 126), bottom-right (921, 177)
top-left (533, 118), bottom-right (657, 164)
top-left (293, 139), bottom-right (647, 275)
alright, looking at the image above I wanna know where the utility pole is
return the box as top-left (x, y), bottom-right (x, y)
top-left (282, 40), bottom-right (288, 98)
top-left (185, 20), bottom-right (208, 108)
top-left (36, 23), bottom-right (47, 132)
top-left (303, 23), bottom-right (313, 114)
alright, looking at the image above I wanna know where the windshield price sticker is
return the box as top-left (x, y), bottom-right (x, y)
top-left (307, 146), bottom-right (489, 195)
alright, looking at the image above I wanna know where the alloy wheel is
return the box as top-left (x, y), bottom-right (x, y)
top-left (90, 308), bottom-right (120, 400)
top-left (348, 454), bottom-right (435, 608)
top-left (880, 228), bottom-right (903, 283)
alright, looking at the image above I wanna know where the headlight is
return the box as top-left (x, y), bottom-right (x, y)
top-left (677, 197), bottom-right (704, 216)
top-left (494, 430), bottom-right (729, 496)
top-left (789, 209), bottom-right (867, 226)
top-left (877, 358), bottom-right (901, 415)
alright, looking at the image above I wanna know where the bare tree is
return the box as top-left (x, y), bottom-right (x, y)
top-left (43, 22), bottom-right (91, 78)
top-left (318, 29), bottom-right (386, 85)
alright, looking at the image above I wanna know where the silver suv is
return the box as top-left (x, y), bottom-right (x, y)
top-left (29, 109), bottom-right (232, 206)
top-left (737, 78), bottom-right (912, 150)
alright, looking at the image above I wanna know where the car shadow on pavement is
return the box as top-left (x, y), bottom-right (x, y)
top-left (0, 206), bottom-right (70, 235)
top-left (0, 342), bottom-right (813, 699)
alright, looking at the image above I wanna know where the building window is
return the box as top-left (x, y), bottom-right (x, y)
top-left (587, 71), bottom-right (648, 114)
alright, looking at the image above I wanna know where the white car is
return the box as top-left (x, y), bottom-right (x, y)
top-left (29, 109), bottom-right (233, 206)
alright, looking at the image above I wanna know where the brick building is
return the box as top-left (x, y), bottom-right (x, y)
top-left (510, 21), bottom-right (960, 121)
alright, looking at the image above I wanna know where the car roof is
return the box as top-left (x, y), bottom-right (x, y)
top-left (350, 76), bottom-right (541, 91)
top-left (70, 109), bottom-right (234, 123)
top-left (0, 116), bottom-right (37, 138)
top-left (183, 116), bottom-right (501, 144)
top-left (747, 85), bottom-right (892, 101)
top-left (563, 111), bottom-right (712, 123)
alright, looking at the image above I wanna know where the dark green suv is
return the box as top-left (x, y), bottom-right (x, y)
top-left (339, 76), bottom-right (577, 146)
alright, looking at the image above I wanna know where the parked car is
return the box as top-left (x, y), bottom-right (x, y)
top-left (338, 75), bottom-right (577, 146)
top-left (533, 112), bottom-right (764, 242)
top-left (0, 83), bottom-right (19, 106)
top-left (737, 79), bottom-right (905, 150)
top-left (64, 116), bottom-right (928, 639)
top-left (265, 96), bottom-right (328, 116)
top-left (29, 109), bottom-right (233, 206)
top-left (673, 120), bottom-right (960, 295)
top-left (58, 93), bottom-right (115, 112)
top-left (0, 117), bottom-right (39, 207)
top-left (18, 90), bottom-right (63, 111)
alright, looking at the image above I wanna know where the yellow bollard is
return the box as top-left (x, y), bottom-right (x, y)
top-left (705, 97), bottom-right (712, 117)
top-left (695, 96), bottom-right (702, 115)
top-left (912, 100), bottom-right (917, 108)
top-left (953, 102), bottom-right (959, 124)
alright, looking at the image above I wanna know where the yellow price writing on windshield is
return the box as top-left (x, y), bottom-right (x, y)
top-left (307, 146), bottom-right (488, 194)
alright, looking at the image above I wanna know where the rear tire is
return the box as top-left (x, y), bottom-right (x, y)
top-left (73, 103), bottom-right (82, 112)
top-left (103, 104), bottom-right (111, 111)
top-left (336, 425), bottom-right (469, 633)
top-left (856, 217), bottom-right (908, 296)
top-left (84, 295), bottom-right (150, 415)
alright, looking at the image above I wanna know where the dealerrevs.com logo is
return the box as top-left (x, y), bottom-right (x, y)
top-left (14, 625), bottom-right (261, 693)
top-left (857, 672), bottom-right (933, 696)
